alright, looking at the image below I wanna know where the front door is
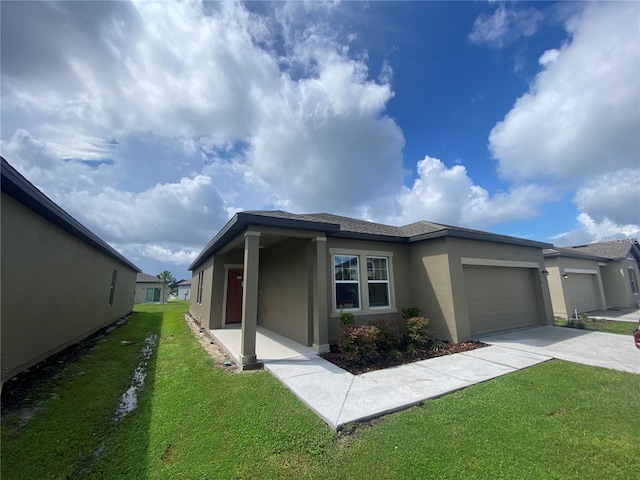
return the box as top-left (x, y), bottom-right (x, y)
top-left (225, 269), bottom-right (244, 323)
top-left (145, 288), bottom-right (154, 303)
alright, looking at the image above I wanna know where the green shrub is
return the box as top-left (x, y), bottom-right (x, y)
top-left (369, 319), bottom-right (401, 352)
top-left (340, 311), bottom-right (356, 325)
top-left (389, 348), bottom-right (403, 360)
top-left (566, 319), bottom-right (586, 329)
top-left (402, 307), bottom-right (422, 319)
top-left (431, 340), bottom-right (445, 352)
top-left (405, 316), bottom-right (430, 349)
top-left (338, 325), bottom-right (380, 363)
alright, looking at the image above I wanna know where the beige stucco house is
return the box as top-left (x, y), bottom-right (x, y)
top-left (189, 210), bottom-right (554, 369)
top-left (568, 240), bottom-right (639, 309)
top-left (543, 248), bottom-right (608, 318)
top-left (1, 157), bottom-right (140, 383)
top-left (134, 273), bottom-right (169, 304)
top-left (544, 239), bottom-right (640, 318)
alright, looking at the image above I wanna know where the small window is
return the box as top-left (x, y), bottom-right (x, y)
top-left (367, 257), bottom-right (390, 308)
top-left (109, 270), bottom-right (117, 305)
top-left (196, 271), bottom-right (204, 304)
top-left (629, 268), bottom-right (639, 294)
top-left (334, 255), bottom-right (360, 309)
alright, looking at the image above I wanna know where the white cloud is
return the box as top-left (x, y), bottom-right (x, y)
top-left (573, 170), bottom-right (640, 226)
top-left (469, 4), bottom-right (543, 48)
top-left (489, 2), bottom-right (640, 183)
top-left (118, 244), bottom-right (200, 266)
top-left (63, 175), bottom-right (227, 247)
top-left (1, 0), bottom-right (405, 216)
top-left (553, 213), bottom-right (640, 247)
top-left (391, 156), bottom-right (550, 228)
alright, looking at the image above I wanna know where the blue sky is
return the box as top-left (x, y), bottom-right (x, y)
top-left (1, 1), bottom-right (638, 281)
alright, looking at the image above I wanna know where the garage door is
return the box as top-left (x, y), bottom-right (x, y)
top-left (464, 266), bottom-right (539, 337)
top-left (566, 274), bottom-right (598, 314)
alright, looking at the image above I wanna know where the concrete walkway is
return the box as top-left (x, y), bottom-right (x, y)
top-left (265, 346), bottom-right (549, 430)
top-left (212, 324), bottom-right (639, 431)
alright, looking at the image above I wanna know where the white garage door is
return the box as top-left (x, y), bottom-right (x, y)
top-left (566, 274), bottom-right (598, 314)
top-left (464, 266), bottom-right (539, 337)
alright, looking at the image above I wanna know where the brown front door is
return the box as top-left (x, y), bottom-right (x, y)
top-left (225, 268), bottom-right (244, 323)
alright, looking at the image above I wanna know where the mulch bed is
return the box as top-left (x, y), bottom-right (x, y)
top-left (321, 340), bottom-right (488, 375)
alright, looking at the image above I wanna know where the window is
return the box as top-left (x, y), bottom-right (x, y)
top-left (331, 250), bottom-right (394, 314)
top-left (629, 268), bottom-right (639, 295)
top-left (196, 271), bottom-right (204, 304)
top-left (108, 270), bottom-right (117, 305)
top-left (367, 257), bottom-right (390, 308)
top-left (334, 255), bottom-right (360, 309)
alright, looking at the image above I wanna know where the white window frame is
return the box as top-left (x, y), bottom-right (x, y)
top-left (366, 256), bottom-right (391, 309)
top-left (330, 248), bottom-right (396, 317)
top-left (333, 254), bottom-right (361, 311)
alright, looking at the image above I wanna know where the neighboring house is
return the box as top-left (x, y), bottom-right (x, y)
top-left (567, 239), bottom-right (640, 309)
top-left (189, 210), bottom-right (554, 368)
top-left (543, 247), bottom-right (608, 318)
top-left (1, 157), bottom-right (140, 383)
top-left (177, 279), bottom-right (191, 300)
top-left (134, 273), bottom-right (169, 304)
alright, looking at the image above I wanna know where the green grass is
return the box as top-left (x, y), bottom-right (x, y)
top-left (3, 301), bottom-right (640, 479)
top-left (555, 317), bottom-right (637, 336)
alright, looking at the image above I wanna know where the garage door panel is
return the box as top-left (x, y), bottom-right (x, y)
top-left (566, 274), bottom-right (597, 313)
top-left (464, 266), bottom-right (539, 336)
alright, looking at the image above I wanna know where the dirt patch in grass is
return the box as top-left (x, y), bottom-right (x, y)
top-left (184, 314), bottom-right (239, 373)
top-left (321, 340), bottom-right (487, 375)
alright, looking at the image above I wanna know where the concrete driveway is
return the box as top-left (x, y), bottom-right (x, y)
top-left (480, 325), bottom-right (640, 374)
top-left (588, 307), bottom-right (640, 323)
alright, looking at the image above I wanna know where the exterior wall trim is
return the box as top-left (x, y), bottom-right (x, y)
top-left (461, 257), bottom-right (539, 269)
top-left (564, 268), bottom-right (598, 275)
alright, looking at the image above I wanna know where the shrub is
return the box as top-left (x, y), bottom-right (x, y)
top-left (369, 319), bottom-right (401, 352)
top-left (566, 319), bottom-right (586, 329)
top-left (402, 307), bottom-right (422, 320)
top-left (338, 325), bottom-right (380, 363)
top-left (405, 316), bottom-right (431, 350)
top-left (389, 348), bottom-right (403, 360)
top-left (431, 340), bottom-right (445, 352)
top-left (340, 311), bottom-right (356, 325)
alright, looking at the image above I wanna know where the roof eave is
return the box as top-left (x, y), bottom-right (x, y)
top-left (188, 212), bottom-right (340, 271)
top-left (411, 228), bottom-right (552, 249)
top-left (1, 157), bottom-right (141, 273)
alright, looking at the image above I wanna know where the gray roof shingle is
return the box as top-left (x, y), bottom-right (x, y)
top-left (190, 209), bottom-right (552, 271)
top-left (136, 272), bottom-right (161, 283)
top-left (568, 239), bottom-right (639, 260)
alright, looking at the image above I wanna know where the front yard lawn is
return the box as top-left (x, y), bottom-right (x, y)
top-left (555, 317), bottom-right (638, 336)
top-left (3, 301), bottom-right (639, 479)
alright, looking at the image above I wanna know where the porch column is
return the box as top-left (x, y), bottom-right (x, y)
top-left (312, 237), bottom-right (330, 353)
top-left (240, 231), bottom-right (261, 367)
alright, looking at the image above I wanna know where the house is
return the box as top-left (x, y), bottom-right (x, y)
top-left (134, 273), bottom-right (169, 304)
top-left (188, 210), bottom-right (554, 368)
top-left (176, 279), bottom-right (191, 300)
top-left (567, 239), bottom-right (640, 309)
top-left (1, 157), bottom-right (140, 383)
top-left (543, 247), bottom-right (608, 318)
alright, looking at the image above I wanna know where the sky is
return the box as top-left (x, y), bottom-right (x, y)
top-left (1, 0), bottom-right (639, 281)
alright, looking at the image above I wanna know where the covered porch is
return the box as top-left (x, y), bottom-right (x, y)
top-left (209, 225), bottom-right (332, 369)
top-left (211, 324), bottom-right (317, 367)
